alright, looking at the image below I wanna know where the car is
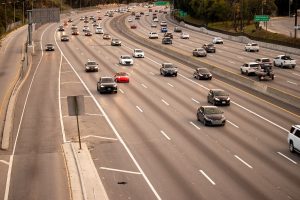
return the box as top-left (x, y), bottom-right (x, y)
top-left (85, 30), bottom-right (92, 36)
top-left (202, 43), bottom-right (216, 53)
top-left (85, 60), bottom-right (99, 72)
top-left (174, 26), bottom-right (182, 32)
top-left (114, 72), bottom-right (130, 83)
top-left (255, 58), bottom-right (272, 68)
top-left (207, 89), bottom-right (230, 106)
top-left (255, 65), bottom-right (275, 81)
top-left (92, 22), bottom-right (99, 27)
top-left (84, 19), bottom-right (89, 23)
top-left (97, 77), bottom-right (118, 94)
top-left (68, 18), bottom-right (73, 22)
top-left (61, 35), bottom-right (69, 41)
top-left (288, 125), bottom-right (300, 153)
top-left (161, 27), bottom-right (168, 33)
top-left (245, 43), bottom-right (259, 52)
top-left (149, 32), bottom-right (159, 39)
top-left (95, 27), bottom-right (104, 34)
top-left (130, 24), bottom-right (137, 29)
top-left (197, 106), bottom-right (226, 126)
top-left (273, 55), bottom-right (296, 68)
top-left (132, 49), bottom-right (144, 58)
top-left (103, 33), bottom-right (111, 39)
top-left (160, 21), bottom-right (167, 26)
top-left (240, 62), bottom-right (260, 75)
top-left (192, 48), bottom-right (207, 57)
top-left (58, 25), bottom-right (64, 31)
top-left (45, 43), bottom-right (55, 51)
top-left (83, 26), bottom-right (89, 32)
top-left (128, 18), bottom-right (133, 22)
top-left (145, 12), bottom-right (149, 16)
top-left (164, 32), bottom-right (173, 39)
top-left (135, 15), bottom-right (141, 20)
top-left (160, 63), bottom-right (177, 77)
top-left (111, 38), bottom-right (121, 46)
top-left (119, 55), bottom-right (134, 65)
top-left (151, 23), bottom-right (157, 28)
top-left (193, 68), bottom-right (212, 80)
top-left (98, 16), bottom-right (102, 20)
top-left (153, 18), bottom-right (159, 22)
top-left (212, 37), bottom-right (223, 44)
top-left (180, 32), bottom-right (189, 39)
top-left (71, 24), bottom-right (77, 30)
top-left (162, 37), bottom-right (172, 44)
top-left (80, 16), bottom-right (84, 20)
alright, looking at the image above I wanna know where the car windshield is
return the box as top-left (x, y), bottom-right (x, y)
top-left (116, 72), bottom-right (128, 76)
top-left (197, 68), bottom-right (209, 73)
top-left (250, 63), bottom-right (260, 67)
top-left (164, 64), bottom-right (173, 68)
top-left (214, 90), bottom-right (228, 96)
top-left (46, 44), bottom-right (53, 47)
top-left (113, 39), bottom-right (119, 42)
top-left (101, 78), bottom-right (114, 83)
top-left (204, 107), bottom-right (223, 115)
top-left (87, 61), bottom-right (96, 65)
top-left (251, 43), bottom-right (258, 46)
top-left (122, 56), bottom-right (131, 59)
top-left (135, 49), bottom-right (142, 53)
top-left (282, 56), bottom-right (292, 60)
top-left (261, 58), bottom-right (270, 62)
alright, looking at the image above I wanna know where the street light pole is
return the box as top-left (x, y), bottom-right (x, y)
top-left (294, 0), bottom-right (298, 38)
top-left (23, 0), bottom-right (25, 24)
top-left (2, 3), bottom-right (7, 31)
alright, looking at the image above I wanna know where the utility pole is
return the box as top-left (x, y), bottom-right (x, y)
top-left (2, 3), bottom-right (7, 31)
top-left (294, 0), bottom-right (298, 38)
top-left (240, 0), bottom-right (243, 32)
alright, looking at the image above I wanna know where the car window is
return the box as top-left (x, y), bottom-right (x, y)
top-left (250, 63), bottom-right (260, 67)
top-left (101, 78), bottom-right (113, 83)
top-left (295, 129), bottom-right (300, 137)
top-left (163, 64), bottom-right (173, 68)
top-left (204, 107), bottom-right (223, 114)
top-left (290, 127), bottom-right (295, 133)
top-left (214, 90), bottom-right (228, 96)
top-left (262, 58), bottom-right (270, 62)
top-left (88, 61), bottom-right (96, 65)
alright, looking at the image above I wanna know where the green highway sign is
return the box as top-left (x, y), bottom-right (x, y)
top-left (254, 15), bottom-right (270, 22)
top-left (154, 1), bottom-right (169, 6)
top-left (179, 10), bottom-right (187, 17)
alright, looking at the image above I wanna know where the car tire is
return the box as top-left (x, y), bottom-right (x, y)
top-left (197, 114), bottom-right (200, 121)
top-left (175, 73), bottom-right (177, 77)
top-left (273, 61), bottom-right (276, 67)
top-left (241, 69), bottom-right (244, 74)
top-left (280, 63), bottom-right (283, 68)
top-left (246, 71), bottom-right (249, 76)
top-left (203, 119), bottom-right (207, 126)
top-left (289, 141), bottom-right (295, 152)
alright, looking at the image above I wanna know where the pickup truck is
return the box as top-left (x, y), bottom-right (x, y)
top-left (273, 55), bottom-right (296, 69)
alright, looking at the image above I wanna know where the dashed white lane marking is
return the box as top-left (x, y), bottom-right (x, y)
top-left (192, 98), bottom-right (200, 104)
top-left (81, 135), bottom-right (118, 141)
top-left (292, 72), bottom-right (300, 77)
top-left (234, 155), bottom-right (253, 169)
top-left (100, 167), bottom-right (142, 175)
top-left (228, 60), bottom-right (235, 64)
top-left (119, 88), bottom-right (124, 94)
top-left (199, 170), bottom-right (216, 185)
top-left (167, 83), bottom-right (174, 87)
top-left (189, 121), bottom-right (201, 130)
top-left (277, 152), bottom-right (297, 164)
top-left (227, 120), bottom-right (239, 128)
top-left (136, 106), bottom-right (143, 113)
top-left (60, 70), bottom-right (73, 73)
top-left (237, 56), bottom-right (244, 59)
top-left (178, 74), bottom-right (209, 90)
top-left (161, 99), bottom-right (169, 106)
top-left (0, 160), bottom-right (9, 165)
top-left (141, 84), bottom-right (148, 88)
top-left (85, 113), bottom-right (103, 116)
top-left (287, 80), bottom-right (298, 85)
top-left (60, 81), bottom-right (81, 85)
top-left (160, 130), bottom-right (171, 140)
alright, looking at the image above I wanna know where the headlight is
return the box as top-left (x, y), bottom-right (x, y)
top-left (227, 97), bottom-right (230, 101)
top-left (214, 98), bottom-right (220, 101)
top-left (204, 116), bottom-right (212, 121)
top-left (199, 74), bottom-right (203, 76)
top-left (100, 85), bottom-right (105, 87)
top-left (86, 67), bottom-right (90, 69)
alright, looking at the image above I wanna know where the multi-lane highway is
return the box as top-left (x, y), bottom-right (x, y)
top-left (0, 5), bottom-right (300, 200)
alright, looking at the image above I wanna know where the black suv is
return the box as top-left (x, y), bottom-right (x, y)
top-left (97, 77), bottom-right (118, 94)
top-left (160, 63), bottom-right (177, 77)
top-left (162, 37), bottom-right (172, 44)
top-left (207, 89), bottom-right (230, 106)
top-left (197, 106), bottom-right (226, 126)
top-left (193, 68), bottom-right (212, 80)
top-left (202, 43), bottom-right (216, 53)
top-left (164, 32), bottom-right (173, 39)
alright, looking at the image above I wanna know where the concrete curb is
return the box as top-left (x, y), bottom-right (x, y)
top-left (62, 142), bottom-right (109, 200)
top-left (112, 14), bottom-right (300, 111)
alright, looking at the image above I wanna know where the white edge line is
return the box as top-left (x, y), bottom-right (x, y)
top-left (277, 152), bottom-right (297, 164)
top-left (136, 106), bottom-right (143, 113)
top-left (199, 170), bottom-right (216, 185)
top-left (85, 113), bottom-right (103, 116)
top-left (100, 167), bottom-right (142, 175)
top-left (55, 37), bottom-right (161, 200)
top-left (0, 160), bottom-right (9, 165)
top-left (160, 130), bottom-right (171, 140)
top-left (234, 155), bottom-right (253, 169)
top-left (81, 135), bottom-right (118, 141)
top-left (189, 121), bottom-right (200, 130)
top-left (227, 120), bottom-right (239, 128)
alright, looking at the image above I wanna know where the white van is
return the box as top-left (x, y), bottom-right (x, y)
top-left (288, 125), bottom-right (300, 153)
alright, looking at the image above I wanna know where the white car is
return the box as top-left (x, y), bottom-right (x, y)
top-left (145, 12), bottom-right (149, 16)
top-left (128, 18), bottom-right (133, 22)
top-left (212, 37), bottom-right (223, 44)
top-left (245, 43), bottom-right (259, 52)
top-left (149, 32), bottom-right (159, 39)
top-left (153, 18), bottom-right (159, 22)
top-left (160, 21), bottom-right (167, 26)
top-left (273, 55), bottom-right (296, 68)
top-left (83, 26), bottom-right (89, 32)
top-left (288, 125), bottom-right (300, 153)
top-left (240, 62), bottom-right (260, 75)
top-left (151, 23), bottom-right (157, 28)
top-left (95, 27), bottom-right (104, 34)
top-left (119, 55), bottom-right (134, 65)
top-left (133, 49), bottom-right (144, 58)
top-left (180, 32), bottom-right (189, 39)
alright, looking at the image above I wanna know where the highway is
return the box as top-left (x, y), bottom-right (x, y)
top-left (0, 5), bottom-right (300, 200)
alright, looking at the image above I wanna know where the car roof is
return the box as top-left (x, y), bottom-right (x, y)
top-left (211, 89), bottom-right (224, 92)
top-left (246, 62), bottom-right (260, 64)
top-left (201, 105), bottom-right (218, 109)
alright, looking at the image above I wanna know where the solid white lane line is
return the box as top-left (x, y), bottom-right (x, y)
top-left (227, 120), bottom-right (239, 128)
top-left (100, 167), bottom-right (142, 175)
top-left (190, 121), bottom-right (200, 130)
top-left (56, 36), bottom-right (162, 200)
top-left (85, 113), bottom-right (103, 116)
top-left (167, 83), bottom-right (174, 87)
top-left (178, 74), bottom-right (209, 90)
top-left (287, 80), bottom-right (298, 85)
top-left (136, 106), bottom-right (143, 113)
top-left (277, 152), bottom-right (297, 164)
top-left (81, 135), bottom-right (118, 141)
top-left (58, 52), bottom-right (66, 144)
top-left (292, 72), bottom-right (300, 77)
top-left (141, 84), bottom-right (148, 88)
top-left (161, 99), bottom-right (169, 106)
top-left (119, 88), bottom-right (124, 94)
top-left (192, 98), bottom-right (200, 104)
top-left (60, 70), bottom-right (73, 73)
top-left (0, 160), bottom-right (9, 165)
top-left (199, 170), bottom-right (216, 185)
top-left (234, 155), bottom-right (253, 169)
top-left (160, 130), bottom-right (171, 140)
top-left (60, 81), bottom-right (81, 85)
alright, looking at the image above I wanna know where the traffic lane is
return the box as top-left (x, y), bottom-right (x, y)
top-left (7, 23), bottom-right (70, 200)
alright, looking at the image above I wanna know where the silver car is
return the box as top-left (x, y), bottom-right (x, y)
top-left (193, 48), bottom-right (207, 57)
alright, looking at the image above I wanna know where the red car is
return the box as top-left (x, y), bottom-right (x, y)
top-left (114, 72), bottom-right (129, 83)
top-left (131, 24), bottom-right (137, 29)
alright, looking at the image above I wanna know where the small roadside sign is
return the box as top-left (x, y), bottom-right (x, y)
top-left (67, 95), bottom-right (85, 116)
top-left (254, 15), bottom-right (270, 22)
